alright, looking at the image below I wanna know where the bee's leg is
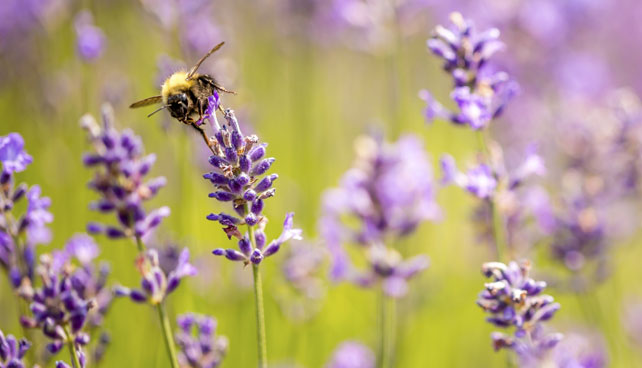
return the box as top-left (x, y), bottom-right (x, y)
top-left (191, 123), bottom-right (216, 154)
top-left (215, 84), bottom-right (237, 95)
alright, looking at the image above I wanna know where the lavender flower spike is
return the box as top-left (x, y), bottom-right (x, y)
top-left (0, 329), bottom-right (32, 368)
top-left (115, 247), bottom-right (197, 305)
top-left (175, 313), bottom-right (228, 368)
top-left (0, 133), bottom-right (52, 290)
top-left (206, 108), bottom-right (302, 265)
top-left (477, 260), bottom-right (563, 361)
top-left (81, 104), bottom-right (169, 241)
top-left (420, 12), bottom-right (518, 129)
top-left (19, 253), bottom-right (93, 365)
top-left (320, 134), bottom-right (438, 296)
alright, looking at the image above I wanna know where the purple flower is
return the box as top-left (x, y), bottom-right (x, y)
top-left (175, 313), bottom-right (228, 368)
top-left (0, 329), bottom-right (31, 367)
top-left (441, 155), bottom-right (498, 199)
top-left (325, 341), bottom-right (375, 368)
top-left (206, 108), bottom-right (301, 265)
top-left (115, 247), bottom-right (196, 305)
top-left (319, 134), bottom-right (438, 296)
top-left (420, 12), bottom-right (517, 129)
top-left (74, 10), bottom-right (106, 62)
top-left (19, 254), bottom-right (93, 359)
top-left (541, 331), bottom-right (607, 368)
top-left (276, 241), bottom-right (327, 321)
top-left (24, 185), bottom-right (53, 245)
top-left (477, 261), bottom-right (562, 357)
top-left (0, 133), bottom-right (32, 175)
top-left (81, 105), bottom-right (169, 241)
top-left (0, 138), bottom-right (52, 290)
top-left (212, 212), bottom-right (302, 265)
top-left (50, 234), bottom-right (113, 330)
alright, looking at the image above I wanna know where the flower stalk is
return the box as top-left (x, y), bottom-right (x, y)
top-left (135, 236), bottom-right (179, 368)
top-left (379, 289), bottom-right (395, 368)
top-left (476, 131), bottom-right (507, 261)
top-left (63, 325), bottom-right (82, 368)
top-left (248, 222), bottom-right (267, 368)
top-left (157, 302), bottom-right (180, 368)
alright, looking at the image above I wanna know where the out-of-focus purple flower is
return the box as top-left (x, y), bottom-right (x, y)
top-left (139, 0), bottom-right (224, 57)
top-left (51, 234), bottom-right (113, 331)
top-left (0, 136), bottom-right (52, 290)
top-left (420, 12), bottom-right (517, 129)
top-left (115, 247), bottom-right (196, 305)
top-left (0, 329), bottom-right (31, 367)
top-left (308, 0), bottom-right (434, 54)
top-left (81, 104), bottom-right (169, 241)
top-left (539, 331), bottom-right (607, 368)
top-left (325, 341), bottom-right (375, 368)
top-left (320, 134), bottom-right (438, 297)
top-left (477, 261), bottom-right (562, 358)
top-left (441, 155), bottom-right (496, 199)
top-left (0, 133), bottom-right (33, 175)
top-left (74, 10), bottom-right (106, 62)
top-left (206, 108), bottom-right (302, 265)
top-left (276, 241), bottom-right (327, 321)
top-left (24, 185), bottom-right (53, 245)
top-left (19, 254), bottom-right (93, 359)
top-left (175, 313), bottom-right (228, 368)
top-left (441, 145), bottom-right (546, 253)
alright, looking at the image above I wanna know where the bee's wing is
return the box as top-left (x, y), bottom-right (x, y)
top-left (186, 42), bottom-right (225, 80)
top-left (129, 96), bottom-right (163, 108)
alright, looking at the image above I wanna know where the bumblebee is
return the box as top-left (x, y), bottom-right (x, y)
top-left (129, 42), bottom-right (234, 149)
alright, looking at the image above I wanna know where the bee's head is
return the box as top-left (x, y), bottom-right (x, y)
top-left (167, 93), bottom-right (189, 119)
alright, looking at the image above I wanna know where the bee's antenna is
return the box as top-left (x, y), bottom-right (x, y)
top-left (147, 105), bottom-right (168, 118)
top-left (186, 41), bottom-right (225, 80)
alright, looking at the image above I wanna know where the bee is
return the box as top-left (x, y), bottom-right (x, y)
top-left (129, 42), bottom-right (234, 150)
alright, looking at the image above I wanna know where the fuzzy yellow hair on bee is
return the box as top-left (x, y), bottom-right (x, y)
top-left (161, 71), bottom-right (195, 105)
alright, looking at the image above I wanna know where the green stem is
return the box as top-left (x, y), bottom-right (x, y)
top-left (476, 131), bottom-right (507, 261)
top-left (134, 235), bottom-right (146, 253)
top-left (378, 289), bottom-right (395, 368)
top-left (156, 302), bottom-right (180, 368)
top-left (134, 236), bottom-right (178, 368)
top-left (247, 223), bottom-right (268, 368)
top-left (63, 325), bottom-right (82, 368)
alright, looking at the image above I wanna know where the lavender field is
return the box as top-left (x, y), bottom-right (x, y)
top-left (2, 0), bottom-right (642, 367)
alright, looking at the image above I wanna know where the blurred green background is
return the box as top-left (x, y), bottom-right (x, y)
top-left (1, 1), bottom-right (642, 367)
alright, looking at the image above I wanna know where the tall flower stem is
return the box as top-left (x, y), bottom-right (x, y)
top-left (248, 223), bottom-right (268, 368)
top-left (64, 325), bottom-right (82, 368)
top-left (378, 288), bottom-right (395, 368)
top-left (156, 302), bottom-right (179, 368)
top-left (476, 131), bottom-right (507, 261)
top-left (135, 236), bottom-right (179, 368)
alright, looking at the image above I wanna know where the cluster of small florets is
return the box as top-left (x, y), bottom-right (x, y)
top-left (51, 234), bottom-right (113, 330)
top-left (440, 146), bottom-right (545, 199)
top-left (0, 329), bottom-right (31, 368)
top-left (0, 133), bottom-right (53, 289)
top-left (320, 134), bottom-right (439, 297)
top-left (419, 12), bottom-right (517, 129)
top-left (115, 247), bottom-right (196, 305)
top-left (207, 108), bottom-right (301, 264)
top-left (175, 313), bottom-right (228, 368)
top-left (81, 105), bottom-right (169, 240)
top-left (19, 253), bottom-right (93, 361)
top-left (204, 108), bottom-right (276, 231)
top-left (477, 261), bottom-right (562, 356)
